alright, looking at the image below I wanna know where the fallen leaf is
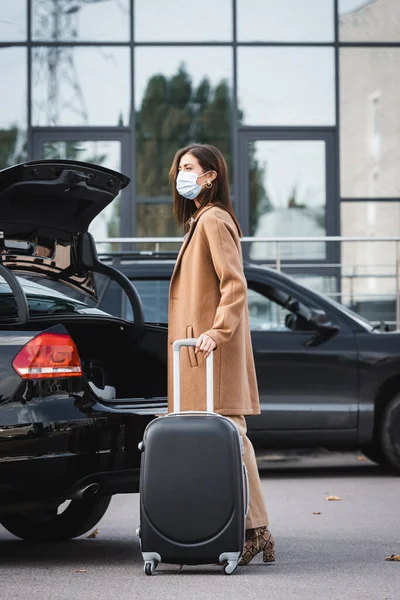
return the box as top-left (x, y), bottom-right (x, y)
top-left (74, 569), bottom-right (88, 573)
top-left (356, 455), bottom-right (367, 461)
top-left (312, 512), bottom-right (322, 515)
top-left (385, 554), bottom-right (400, 561)
top-left (325, 495), bottom-right (342, 501)
top-left (86, 529), bottom-right (99, 539)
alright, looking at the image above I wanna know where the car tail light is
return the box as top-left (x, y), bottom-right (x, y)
top-left (12, 332), bottom-right (82, 379)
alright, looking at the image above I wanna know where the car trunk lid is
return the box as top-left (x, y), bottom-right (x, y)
top-left (0, 160), bottom-right (130, 300)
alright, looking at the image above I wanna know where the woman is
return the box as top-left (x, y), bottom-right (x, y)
top-left (167, 143), bottom-right (275, 565)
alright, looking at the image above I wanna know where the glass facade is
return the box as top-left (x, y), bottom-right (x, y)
top-left (237, 47), bottom-right (335, 126)
top-left (1, 0), bottom-right (400, 300)
top-left (238, 0), bottom-right (335, 42)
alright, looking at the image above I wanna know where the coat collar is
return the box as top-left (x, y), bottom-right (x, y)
top-left (171, 204), bottom-right (215, 284)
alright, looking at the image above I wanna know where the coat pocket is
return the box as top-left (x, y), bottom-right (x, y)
top-left (186, 325), bottom-right (198, 368)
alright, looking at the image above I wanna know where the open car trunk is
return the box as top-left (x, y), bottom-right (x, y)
top-left (15, 317), bottom-right (168, 405)
top-left (68, 319), bottom-right (168, 404)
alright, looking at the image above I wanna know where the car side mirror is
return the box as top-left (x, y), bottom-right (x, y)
top-left (308, 308), bottom-right (340, 336)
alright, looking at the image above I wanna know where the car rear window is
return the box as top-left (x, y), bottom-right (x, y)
top-left (0, 275), bottom-right (109, 319)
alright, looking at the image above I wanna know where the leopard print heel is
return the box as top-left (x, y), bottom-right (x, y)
top-left (239, 526), bottom-right (275, 566)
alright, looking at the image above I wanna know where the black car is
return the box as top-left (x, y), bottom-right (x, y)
top-left (93, 252), bottom-right (400, 473)
top-left (0, 160), bottom-right (168, 541)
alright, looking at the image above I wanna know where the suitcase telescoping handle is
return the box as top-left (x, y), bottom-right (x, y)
top-left (172, 338), bottom-right (214, 413)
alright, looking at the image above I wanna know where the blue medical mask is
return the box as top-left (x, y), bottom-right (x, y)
top-left (176, 170), bottom-right (211, 200)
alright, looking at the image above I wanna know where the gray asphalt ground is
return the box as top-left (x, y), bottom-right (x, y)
top-left (0, 452), bottom-right (399, 600)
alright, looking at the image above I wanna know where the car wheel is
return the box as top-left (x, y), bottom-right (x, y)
top-left (0, 495), bottom-right (112, 542)
top-left (380, 393), bottom-right (400, 473)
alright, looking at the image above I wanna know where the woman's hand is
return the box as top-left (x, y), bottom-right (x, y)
top-left (195, 333), bottom-right (216, 359)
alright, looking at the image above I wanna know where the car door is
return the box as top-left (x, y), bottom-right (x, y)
top-left (246, 276), bottom-right (359, 432)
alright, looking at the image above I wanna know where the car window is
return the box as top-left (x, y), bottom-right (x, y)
top-left (96, 277), bottom-right (170, 324)
top-left (126, 280), bottom-right (169, 323)
top-left (247, 287), bottom-right (315, 333)
top-left (247, 289), bottom-right (291, 331)
top-left (96, 279), bottom-right (123, 318)
top-left (0, 275), bottom-right (109, 318)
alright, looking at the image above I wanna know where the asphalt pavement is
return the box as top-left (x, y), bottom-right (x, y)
top-left (0, 452), bottom-right (399, 600)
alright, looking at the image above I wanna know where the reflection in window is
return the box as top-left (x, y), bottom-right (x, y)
top-left (41, 140), bottom-right (122, 240)
top-left (0, 48), bottom-right (27, 170)
top-left (238, 48), bottom-right (335, 126)
top-left (32, 0), bottom-right (130, 41)
top-left (0, 1), bottom-right (26, 40)
top-left (134, 0), bottom-right (232, 42)
top-left (341, 202), bottom-right (400, 324)
top-left (32, 47), bottom-right (130, 126)
top-left (339, 0), bottom-right (400, 42)
top-left (340, 48), bottom-right (400, 197)
top-left (137, 204), bottom-right (182, 245)
top-left (238, 0), bottom-right (334, 42)
top-left (135, 48), bottom-right (233, 204)
top-left (249, 141), bottom-right (326, 260)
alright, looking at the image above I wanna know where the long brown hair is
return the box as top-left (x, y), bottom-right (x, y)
top-left (169, 143), bottom-right (242, 237)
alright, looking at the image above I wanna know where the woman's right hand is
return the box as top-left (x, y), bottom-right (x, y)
top-left (195, 333), bottom-right (216, 359)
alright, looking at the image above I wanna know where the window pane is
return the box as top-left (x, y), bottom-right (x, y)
top-left (32, 0), bottom-right (130, 41)
top-left (341, 202), bottom-right (400, 325)
top-left (340, 48), bottom-right (400, 198)
top-left (0, 48), bottom-right (27, 170)
top-left (0, 1), bottom-right (26, 40)
top-left (248, 140), bottom-right (326, 260)
top-left (339, 0), bottom-right (400, 41)
top-left (135, 48), bottom-right (233, 200)
top-left (32, 47), bottom-right (130, 126)
top-left (238, 0), bottom-right (334, 42)
top-left (40, 140), bottom-right (122, 240)
top-left (137, 204), bottom-right (182, 242)
top-left (134, 0), bottom-right (232, 41)
top-left (238, 48), bottom-right (335, 126)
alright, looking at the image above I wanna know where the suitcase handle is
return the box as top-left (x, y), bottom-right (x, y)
top-left (172, 338), bottom-right (214, 413)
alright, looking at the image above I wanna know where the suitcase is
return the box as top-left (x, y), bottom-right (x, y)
top-left (137, 338), bottom-right (249, 575)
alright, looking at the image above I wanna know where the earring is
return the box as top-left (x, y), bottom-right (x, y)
top-left (206, 180), bottom-right (212, 189)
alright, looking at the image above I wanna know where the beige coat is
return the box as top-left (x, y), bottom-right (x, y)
top-left (168, 204), bottom-right (260, 416)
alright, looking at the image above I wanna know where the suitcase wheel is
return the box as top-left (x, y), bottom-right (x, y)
top-left (144, 560), bottom-right (158, 576)
top-left (223, 561), bottom-right (237, 575)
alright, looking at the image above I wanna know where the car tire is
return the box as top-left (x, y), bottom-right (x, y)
top-left (0, 495), bottom-right (112, 542)
top-left (360, 443), bottom-right (392, 467)
top-left (380, 393), bottom-right (400, 474)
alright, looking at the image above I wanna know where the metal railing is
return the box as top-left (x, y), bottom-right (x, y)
top-left (95, 236), bottom-right (400, 330)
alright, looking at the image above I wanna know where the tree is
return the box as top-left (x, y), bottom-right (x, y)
top-left (0, 126), bottom-right (26, 171)
top-left (134, 63), bottom-right (269, 239)
top-left (248, 141), bottom-right (271, 236)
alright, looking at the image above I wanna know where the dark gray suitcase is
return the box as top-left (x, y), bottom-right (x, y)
top-left (137, 338), bottom-right (249, 575)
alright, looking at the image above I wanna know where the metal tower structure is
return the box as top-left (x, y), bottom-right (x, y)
top-left (32, 0), bottom-right (109, 125)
